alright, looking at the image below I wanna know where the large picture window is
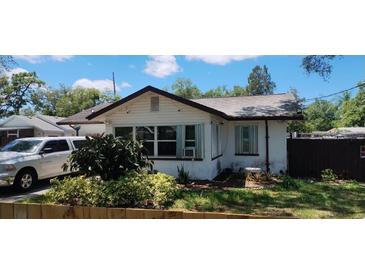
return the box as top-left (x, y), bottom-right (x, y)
top-left (235, 125), bottom-right (258, 155)
top-left (113, 124), bottom-right (204, 159)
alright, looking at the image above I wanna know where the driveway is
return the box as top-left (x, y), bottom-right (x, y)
top-left (0, 180), bottom-right (50, 203)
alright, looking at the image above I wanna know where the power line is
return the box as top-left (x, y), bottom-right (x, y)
top-left (305, 82), bottom-right (365, 102)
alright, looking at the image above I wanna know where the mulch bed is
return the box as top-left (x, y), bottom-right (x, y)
top-left (181, 172), bottom-right (282, 190)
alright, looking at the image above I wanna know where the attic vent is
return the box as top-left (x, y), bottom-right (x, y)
top-left (151, 96), bottom-right (159, 112)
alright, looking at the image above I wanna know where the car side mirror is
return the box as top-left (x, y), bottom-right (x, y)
top-left (40, 147), bottom-right (53, 154)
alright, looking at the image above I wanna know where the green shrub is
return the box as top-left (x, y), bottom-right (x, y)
top-left (177, 165), bottom-right (190, 184)
top-left (45, 176), bottom-right (105, 206)
top-left (321, 169), bottom-right (338, 183)
top-left (280, 175), bottom-right (300, 190)
top-left (46, 171), bottom-right (178, 209)
top-left (63, 134), bottom-right (153, 181)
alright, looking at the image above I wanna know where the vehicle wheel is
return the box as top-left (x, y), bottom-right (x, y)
top-left (14, 169), bottom-right (37, 192)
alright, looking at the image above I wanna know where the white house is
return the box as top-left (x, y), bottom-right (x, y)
top-left (0, 114), bottom-right (75, 146)
top-left (60, 86), bottom-right (303, 180)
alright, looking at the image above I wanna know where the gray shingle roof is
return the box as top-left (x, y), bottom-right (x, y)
top-left (57, 103), bottom-right (112, 125)
top-left (192, 93), bottom-right (301, 118)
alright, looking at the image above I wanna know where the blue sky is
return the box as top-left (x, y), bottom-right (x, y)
top-left (8, 55), bottom-right (365, 102)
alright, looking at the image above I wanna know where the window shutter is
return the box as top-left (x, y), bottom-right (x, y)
top-left (176, 125), bottom-right (184, 158)
top-left (151, 96), bottom-right (159, 111)
top-left (195, 123), bottom-right (204, 159)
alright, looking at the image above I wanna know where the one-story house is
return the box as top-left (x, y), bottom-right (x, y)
top-left (0, 114), bottom-right (75, 146)
top-left (59, 85), bottom-right (303, 180)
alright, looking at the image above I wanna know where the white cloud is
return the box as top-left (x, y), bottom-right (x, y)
top-left (185, 55), bottom-right (259, 65)
top-left (144, 55), bottom-right (181, 78)
top-left (72, 78), bottom-right (116, 92)
top-left (14, 55), bottom-right (74, 63)
top-left (4, 67), bottom-right (29, 78)
top-left (72, 79), bottom-right (132, 92)
top-left (50, 55), bottom-right (74, 62)
top-left (15, 55), bottom-right (43, 64)
top-left (120, 81), bottom-right (132, 89)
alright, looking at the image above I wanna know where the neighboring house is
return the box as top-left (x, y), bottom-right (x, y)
top-left (294, 127), bottom-right (365, 139)
top-left (0, 114), bottom-right (75, 146)
top-left (60, 86), bottom-right (303, 180)
top-left (57, 103), bottom-right (108, 136)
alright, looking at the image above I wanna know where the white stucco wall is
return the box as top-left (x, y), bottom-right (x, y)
top-left (97, 90), bottom-right (289, 179)
top-left (220, 120), bottom-right (288, 174)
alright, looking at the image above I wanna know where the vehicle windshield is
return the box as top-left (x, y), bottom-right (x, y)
top-left (0, 139), bottom-right (42, 153)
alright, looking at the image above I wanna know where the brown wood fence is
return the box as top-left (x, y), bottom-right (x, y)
top-left (0, 202), bottom-right (280, 219)
top-left (287, 138), bottom-right (365, 182)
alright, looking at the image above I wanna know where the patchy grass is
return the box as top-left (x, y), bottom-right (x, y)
top-left (21, 178), bottom-right (365, 218)
top-left (170, 179), bottom-right (365, 218)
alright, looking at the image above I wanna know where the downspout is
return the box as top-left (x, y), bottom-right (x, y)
top-left (265, 119), bottom-right (270, 173)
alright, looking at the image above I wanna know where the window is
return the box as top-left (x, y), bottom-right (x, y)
top-left (72, 140), bottom-right (87, 149)
top-left (136, 126), bottom-right (155, 156)
top-left (211, 123), bottom-right (220, 158)
top-left (113, 124), bottom-right (204, 159)
top-left (158, 126), bottom-right (176, 156)
top-left (185, 125), bottom-right (195, 148)
top-left (151, 96), bottom-right (159, 111)
top-left (115, 127), bottom-right (133, 140)
top-left (42, 140), bottom-right (70, 154)
top-left (361, 145), bottom-right (365, 158)
top-left (235, 125), bottom-right (258, 155)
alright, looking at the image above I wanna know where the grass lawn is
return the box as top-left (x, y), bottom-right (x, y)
top-left (170, 180), bottom-right (365, 218)
top-left (22, 178), bottom-right (365, 218)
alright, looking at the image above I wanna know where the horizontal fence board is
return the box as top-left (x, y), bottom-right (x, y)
top-left (0, 202), bottom-right (281, 219)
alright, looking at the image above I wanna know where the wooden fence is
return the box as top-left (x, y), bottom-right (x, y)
top-left (0, 202), bottom-right (278, 219)
top-left (287, 138), bottom-right (365, 181)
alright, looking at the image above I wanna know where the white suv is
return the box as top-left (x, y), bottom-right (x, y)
top-left (0, 136), bottom-right (86, 191)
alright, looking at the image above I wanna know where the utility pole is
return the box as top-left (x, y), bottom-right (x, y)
top-left (112, 72), bottom-right (116, 97)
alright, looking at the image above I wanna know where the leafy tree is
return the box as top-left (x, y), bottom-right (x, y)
top-left (171, 78), bottom-right (201, 99)
top-left (337, 82), bottom-right (365, 127)
top-left (287, 88), bottom-right (307, 132)
top-left (246, 65), bottom-right (276, 95)
top-left (31, 86), bottom-right (118, 117)
top-left (202, 86), bottom-right (229, 98)
top-left (229, 85), bottom-right (249, 96)
top-left (303, 99), bottom-right (338, 131)
top-left (301, 55), bottom-right (337, 81)
top-left (0, 72), bottom-right (44, 117)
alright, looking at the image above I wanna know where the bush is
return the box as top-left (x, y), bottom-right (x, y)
top-left (64, 134), bottom-right (153, 181)
top-left (321, 169), bottom-right (338, 183)
top-left (280, 175), bottom-right (300, 190)
top-left (46, 171), bottom-right (178, 209)
top-left (177, 165), bottom-right (190, 184)
top-left (45, 176), bottom-right (104, 206)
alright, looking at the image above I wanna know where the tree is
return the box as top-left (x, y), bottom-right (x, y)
top-left (229, 85), bottom-right (249, 96)
top-left (246, 65), bottom-right (276, 95)
top-left (0, 72), bottom-right (44, 117)
top-left (170, 78), bottom-right (201, 99)
top-left (337, 82), bottom-right (365, 127)
top-left (287, 88), bottom-right (307, 132)
top-left (30, 86), bottom-right (119, 117)
top-left (301, 55), bottom-right (337, 81)
top-left (304, 99), bottom-right (338, 131)
top-left (202, 86), bottom-right (229, 98)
